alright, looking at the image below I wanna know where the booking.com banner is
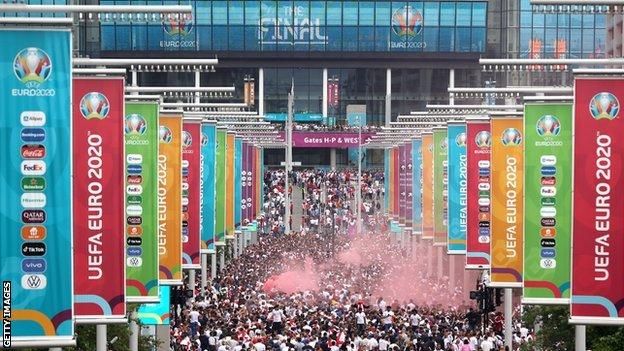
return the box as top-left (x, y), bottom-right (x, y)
top-left (0, 29), bottom-right (74, 348)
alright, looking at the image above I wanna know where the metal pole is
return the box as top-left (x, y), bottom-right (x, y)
top-left (189, 269), bottom-right (196, 297)
top-left (385, 68), bottom-right (392, 126)
top-left (131, 70), bottom-right (138, 96)
top-left (96, 324), bottom-right (107, 351)
top-left (504, 288), bottom-right (513, 349)
top-left (201, 253), bottom-right (208, 293)
top-left (258, 68), bottom-right (265, 116)
top-left (130, 311), bottom-right (139, 351)
top-left (211, 252), bottom-right (217, 280)
top-left (219, 246), bottom-right (225, 271)
top-left (357, 116), bottom-right (362, 235)
top-left (575, 325), bottom-right (586, 351)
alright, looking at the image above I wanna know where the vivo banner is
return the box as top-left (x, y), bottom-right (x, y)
top-left (411, 138), bottom-right (423, 235)
top-left (182, 121), bottom-right (201, 269)
top-left (73, 77), bottom-right (126, 323)
top-left (200, 122), bottom-right (217, 253)
top-left (571, 78), bottom-right (624, 324)
top-left (0, 29), bottom-right (74, 348)
top-left (447, 122), bottom-right (467, 254)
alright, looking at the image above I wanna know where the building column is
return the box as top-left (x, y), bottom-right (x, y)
top-left (385, 68), bottom-right (392, 126)
top-left (330, 148), bottom-right (337, 170)
top-left (322, 68), bottom-right (328, 120)
top-left (258, 68), bottom-right (264, 116)
top-left (449, 69), bottom-right (455, 105)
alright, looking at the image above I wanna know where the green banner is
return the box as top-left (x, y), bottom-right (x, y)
top-left (433, 128), bottom-right (448, 246)
top-left (125, 102), bottom-right (160, 302)
top-left (215, 129), bottom-right (226, 245)
top-left (523, 102), bottom-right (572, 304)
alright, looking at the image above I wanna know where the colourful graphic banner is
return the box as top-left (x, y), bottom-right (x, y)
top-left (447, 122), bottom-right (467, 254)
top-left (0, 29), bottom-right (74, 346)
top-left (393, 148), bottom-right (399, 219)
top-left (157, 115), bottom-right (183, 285)
top-left (242, 142), bottom-right (252, 222)
top-left (433, 128), bottom-right (448, 246)
top-left (215, 128), bottom-right (227, 245)
top-left (235, 137), bottom-right (243, 226)
top-left (412, 138), bottom-right (423, 235)
top-left (73, 77), bottom-right (126, 322)
top-left (384, 149), bottom-right (390, 212)
top-left (258, 148), bottom-right (264, 217)
top-left (226, 133), bottom-right (235, 237)
top-left (405, 142), bottom-right (413, 229)
top-left (523, 103), bottom-right (572, 304)
top-left (571, 78), bottom-right (624, 324)
top-left (200, 122), bottom-right (217, 253)
top-left (124, 101), bottom-right (159, 302)
top-left (466, 118), bottom-right (491, 269)
top-left (182, 121), bottom-right (201, 269)
top-left (137, 286), bottom-right (170, 325)
top-left (490, 116), bottom-right (524, 287)
top-left (398, 144), bottom-right (406, 224)
top-left (421, 133), bottom-right (434, 239)
top-left (251, 145), bottom-right (257, 219)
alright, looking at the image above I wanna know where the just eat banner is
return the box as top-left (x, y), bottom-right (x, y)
top-left (182, 121), bottom-right (201, 269)
top-left (421, 133), bottom-right (434, 240)
top-left (73, 77), bottom-right (126, 323)
top-left (571, 78), bottom-right (624, 324)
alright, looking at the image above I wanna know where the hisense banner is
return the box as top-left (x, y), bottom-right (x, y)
top-left (571, 78), bottom-right (624, 324)
top-left (421, 133), bottom-right (434, 240)
top-left (0, 29), bottom-right (74, 347)
top-left (157, 115), bottom-right (183, 285)
top-left (447, 122), bottom-right (467, 254)
top-left (73, 77), bottom-right (126, 322)
top-left (200, 122), bottom-right (217, 253)
top-left (490, 116), bottom-right (524, 288)
top-left (523, 103), bottom-right (572, 305)
top-left (466, 118), bottom-right (491, 269)
top-left (433, 128), bottom-right (448, 246)
top-left (182, 121), bottom-right (201, 269)
top-left (215, 129), bottom-right (227, 245)
top-left (412, 138), bottom-right (423, 235)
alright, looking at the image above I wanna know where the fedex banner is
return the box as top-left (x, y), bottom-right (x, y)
top-left (278, 131), bottom-right (373, 148)
top-left (571, 78), bottom-right (624, 324)
top-left (466, 118), bottom-right (491, 269)
top-left (433, 128), bottom-right (448, 246)
top-left (421, 133), bottom-right (434, 239)
top-left (200, 123), bottom-right (216, 253)
top-left (412, 138), bottom-right (423, 234)
top-left (73, 77), bottom-right (126, 322)
top-left (447, 123), bottom-right (467, 254)
top-left (182, 122), bottom-right (201, 269)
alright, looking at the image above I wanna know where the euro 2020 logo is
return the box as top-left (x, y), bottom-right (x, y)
top-left (14, 47), bottom-right (52, 87)
top-left (475, 131), bottom-right (491, 148)
top-left (440, 137), bottom-right (448, 151)
top-left (163, 16), bottom-right (194, 36)
top-left (159, 126), bottom-right (173, 144)
top-left (501, 128), bottom-right (522, 146)
top-left (182, 131), bottom-right (193, 148)
top-left (589, 92), bottom-right (619, 120)
top-left (391, 6), bottom-right (423, 36)
top-left (455, 132), bottom-right (467, 147)
top-left (80, 92), bottom-right (110, 120)
top-left (536, 115), bottom-right (561, 137)
top-left (125, 114), bottom-right (148, 135)
top-left (201, 133), bottom-right (208, 146)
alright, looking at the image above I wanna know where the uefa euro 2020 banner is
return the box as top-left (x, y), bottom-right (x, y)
top-left (404, 142), bottom-right (413, 231)
top-left (465, 117), bottom-right (491, 269)
top-left (433, 127), bottom-right (448, 246)
top-left (182, 120), bottom-right (201, 269)
top-left (447, 122), bottom-right (467, 254)
top-left (158, 114), bottom-right (183, 285)
top-left (235, 137), bottom-right (243, 226)
top-left (137, 285), bottom-right (171, 325)
top-left (0, 29), bottom-right (73, 348)
top-left (201, 122), bottom-right (217, 253)
top-left (411, 138), bottom-right (423, 235)
top-left (523, 102), bottom-right (572, 305)
top-left (421, 132), bottom-right (434, 239)
top-left (490, 115), bottom-right (524, 288)
top-left (125, 101), bottom-right (160, 302)
top-left (73, 77), bottom-right (126, 323)
top-left (571, 78), bottom-right (624, 324)
top-left (215, 128), bottom-right (227, 245)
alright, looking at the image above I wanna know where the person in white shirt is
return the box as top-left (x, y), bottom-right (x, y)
top-left (382, 307), bottom-right (394, 331)
top-left (378, 336), bottom-right (390, 351)
top-left (355, 311), bottom-right (367, 335)
top-left (269, 307), bottom-right (286, 334)
top-left (189, 308), bottom-right (200, 338)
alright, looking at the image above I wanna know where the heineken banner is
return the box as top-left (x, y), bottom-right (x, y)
top-left (405, 142), bottom-right (413, 229)
top-left (235, 138), bottom-right (243, 226)
top-left (73, 77), bottom-right (126, 322)
top-left (466, 118), bottom-right (491, 269)
top-left (421, 133), bottom-right (434, 239)
top-left (125, 101), bottom-right (159, 302)
top-left (200, 122), bottom-right (217, 253)
top-left (412, 138), bottom-right (423, 235)
top-left (523, 103), bottom-right (572, 304)
top-left (137, 286), bottom-right (170, 325)
top-left (433, 127), bottom-right (448, 246)
top-left (157, 115), bottom-right (182, 285)
top-left (0, 29), bottom-right (73, 347)
top-left (490, 116), bottom-right (524, 287)
top-left (182, 121), bottom-right (201, 269)
top-left (571, 78), bottom-right (624, 324)
top-left (226, 133), bottom-right (235, 237)
top-left (447, 122), bottom-right (467, 254)
top-left (215, 128), bottom-right (227, 245)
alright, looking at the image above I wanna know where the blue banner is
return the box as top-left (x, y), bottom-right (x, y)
top-left (235, 138), bottom-right (242, 226)
top-left (447, 123), bottom-right (467, 253)
top-left (137, 286), bottom-right (170, 325)
top-left (411, 138), bottom-right (423, 235)
top-left (0, 29), bottom-right (73, 346)
top-left (200, 123), bottom-right (216, 253)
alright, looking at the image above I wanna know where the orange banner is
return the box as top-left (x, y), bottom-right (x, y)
top-left (490, 116), bottom-right (524, 287)
top-left (422, 133), bottom-right (434, 239)
top-left (226, 132), bottom-right (235, 236)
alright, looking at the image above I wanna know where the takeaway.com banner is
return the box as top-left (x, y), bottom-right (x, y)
top-left (571, 78), bottom-right (624, 324)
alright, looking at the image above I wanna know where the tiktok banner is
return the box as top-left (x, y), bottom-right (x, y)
top-left (571, 78), bottom-right (624, 324)
top-left (411, 138), bottom-right (423, 235)
top-left (447, 122), bottom-right (467, 254)
top-left (182, 120), bottom-right (201, 269)
top-left (465, 117), bottom-right (491, 269)
top-left (433, 127), bottom-right (448, 246)
top-left (72, 77), bottom-right (126, 323)
top-left (490, 115), bottom-right (524, 288)
top-left (421, 132), bottom-right (434, 239)
top-left (158, 115), bottom-right (183, 285)
top-left (523, 102), bottom-right (572, 305)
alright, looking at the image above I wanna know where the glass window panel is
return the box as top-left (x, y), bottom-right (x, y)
top-left (582, 29), bottom-right (594, 55)
top-left (471, 27), bottom-right (486, 52)
top-left (293, 26), bottom-right (310, 51)
top-left (229, 1), bottom-right (244, 25)
top-left (472, 3), bottom-right (486, 27)
top-left (212, 1), bottom-right (227, 25)
top-left (440, 2), bottom-right (455, 26)
top-left (343, 26), bottom-right (358, 51)
top-left (595, 15), bottom-right (605, 29)
top-left (520, 0), bottom-right (531, 10)
top-left (147, 24), bottom-right (162, 50)
top-left (245, 1), bottom-right (260, 25)
top-left (213, 26), bottom-right (228, 49)
top-left (582, 14), bottom-right (594, 28)
top-left (327, 1), bottom-right (342, 25)
top-left (196, 0), bottom-right (211, 25)
top-left (375, 26), bottom-right (389, 51)
top-left (569, 28), bottom-right (581, 53)
top-left (244, 25), bottom-right (259, 50)
top-left (262, 1), bottom-right (277, 20)
top-left (520, 11), bottom-right (532, 27)
top-left (326, 26), bottom-right (342, 50)
top-left (424, 2), bottom-right (439, 26)
top-left (229, 25), bottom-right (244, 50)
top-left (115, 25), bottom-right (131, 50)
top-left (520, 27), bottom-right (531, 57)
top-left (423, 26), bottom-right (438, 52)
top-left (360, 1), bottom-right (375, 26)
top-left (545, 27), bottom-right (557, 53)
top-left (359, 26), bottom-right (375, 51)
top-left (570, 14), bottom-right (582, 28)
top-left (278, 1), bottom-right (293, 23)
top-left (375, 1), bottom-right (391, 26)
top-left (532, 13), bottom-right (544, 27)
top-left (545, 14), bottom-right (557, 28)
top-left (101, 26), bottom-right (116, 50)
top-left (456, 2), bottom-right (471, 26)
top-left (439, 27), bottom-right (454, 51)
top-left (310, 1), bottom-right (325, 25)
top-left (197, 25), bottom-right (212, 50)
top-left (455, 27), bottom-right (470, 52)
top-left (343, 2), bottom-right (358, 25)
top-left (277, 25), bottom-right (293, 51)
top-left (557, 13), bottom-right (569, 27)
top-left (310, 26), bottom-right (326, 51)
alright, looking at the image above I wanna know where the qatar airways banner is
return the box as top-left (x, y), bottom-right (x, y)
top-left (200, 122), bottom-right (216, 253)
top-left (412, 138), bottom-right (423, 234)
top-left (182, 122), bottom-right (201, 269)
top-left (433, 128), bottom-right (448, 246)
top-left (278, 131), bottom-right (373, 148)
top-left (73, 77), bottom-right (126, 323)
top-left (421, 133), bottom-right (434, 239)
top-left (571, 78), bottom-right (624, 324)
top-left (447, 123), bottom-right (467, 254)
top-left (466, 118), bottom-right (491, 269)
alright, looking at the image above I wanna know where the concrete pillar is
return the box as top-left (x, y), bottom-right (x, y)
top-left (211, 252), bottom-right (217, 279)
top-left (575, 325), bottom-right (586, 351)
top-left (449, 69), bottom-right (455, 105)
top-left (156, 325), bottom-right (171, 351)
top-left (219, 246), bottom-right (225, 271)
top-left (322, 68), bottom-right (328, 119)
top-left (504, 288), bottom-right (513, 349)
top-left (129, 311), bottom-right (139, 351)
top-left (96, 324), bottom-right (107, 351)
top-left (258, 68), bottom-right (264, 116)
top-left (330, 148), bottom-right (337, 170)
top-left (189, 269), bottom-right (196, 297)
top-left (201, 253), bottom-right (208, 293)
top-left (385, 68), bottom-right (392, 126)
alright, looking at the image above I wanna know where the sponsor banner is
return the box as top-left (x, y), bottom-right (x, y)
top-left (571, 78), bottom-right (624, 323)
top-left (398, 145), bottom-right (405, 223)
top-left (412, 138), bottom-right (423, 234)
top-left (466, 119), bottom-right (491, 269)
top-left (523, 103), bottom-right (572, 304)
top-left (234, 137), bottom-right (243, 226)
top-left (158, 115), bottom-right (183, 284)
top-left (250, 145), bottom-right (257, 219)
top-left (393, 147), bottom-right (399, 219)
top-left (490, 116), bottom-right (524, 287)
top-left (200, 123), bottom-right (217, 253)
top-left (215, 129), bottom-right (227, 244)
top-left (405, 142), bottom-right (413, 227)
top-left (433, 128), bottom-right (448, 246)
top-left (257, 148), bottom-right (264, 217)
top-left (384, 149), bottom-right (390, 212)
top-left (421, 133), bottom-right (434, 239)
top-left (73, 77), bottom-right (126, 320)
top-left (0, 29), bottom-right (74, 344)
top-left (226, 133), bottom-right (235, 237)
top-left (137, 285), bottom-right (170, 325)
top-left (280, 131), bottom-right (373, 148)
top-left (448, 123), bottom-right (467, 254)
top-left (125, 102), bottom-right (159, 301)
top-left (182, 122), bottom-right (201, 268)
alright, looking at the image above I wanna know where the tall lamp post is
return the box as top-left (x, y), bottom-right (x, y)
top-left (356, 115), bottom-right (362, 235)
